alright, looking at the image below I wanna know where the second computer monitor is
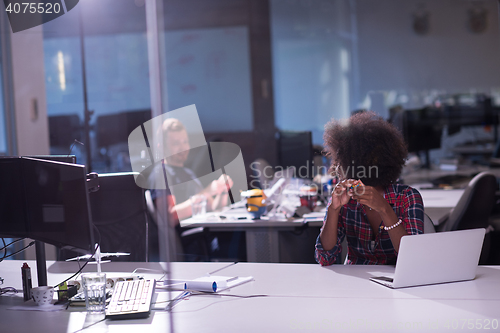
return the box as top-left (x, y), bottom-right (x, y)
top-left (0, 157), bottom-right (94, 254)
top-left (277, 130), bottom-right (313, 179)
top-left (403, 108), bottom-right (443, 153)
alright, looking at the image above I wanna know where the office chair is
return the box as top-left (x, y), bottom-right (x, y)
top-left (490, 137), bottom-right (500, 167)
top-left (493, 137), bottom-right (500, 159)
top-left (90, 173), bottom-right (152, 262)
top-left (57, 172), bottom-right (153, 262)
top-left (144, 190), bottom-right (210, 262)
top-left (438, 172), bottom-right (497, 263)
top-left (423, 214), bottom-right (436, 233)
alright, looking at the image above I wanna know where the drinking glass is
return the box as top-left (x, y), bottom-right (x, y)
top-left (81, 273), bottom-right (106, 314)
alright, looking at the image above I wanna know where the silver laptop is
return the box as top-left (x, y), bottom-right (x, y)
top-left (370, 228), bottom-right (485, 288)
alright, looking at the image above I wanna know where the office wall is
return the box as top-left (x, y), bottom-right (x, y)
top-left (10, 26), bottom-right (50, 156)
top-left (43, 33), bottom-right (151, 119)
top-left (355, 0), bottom-right (500, 162)
top-left (163, 26), bottom-right (254, 132)
top-left (271, 0), bottom-right (354, 144)
top-left (42, 0), bottom-right (260, 172)
top-left (271, 0), bottom-right (500, 144)
top-left (8, 26), bottom-right (54, 260)
top-left (356, 0), bottom-right (500, 110)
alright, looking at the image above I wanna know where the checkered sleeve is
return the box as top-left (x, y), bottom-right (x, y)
top-left (315, 205), bottom-right (345, 266)
top-left (402, 187), bottom-right (424, 235)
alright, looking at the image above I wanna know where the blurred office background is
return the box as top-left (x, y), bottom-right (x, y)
top-left (2, 0), bottom-right (498, 173)
top-left (2, 0), bottom-right (500, 262)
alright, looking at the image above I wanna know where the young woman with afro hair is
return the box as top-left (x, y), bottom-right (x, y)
top-left (315, 111), bottom-right (424, 265)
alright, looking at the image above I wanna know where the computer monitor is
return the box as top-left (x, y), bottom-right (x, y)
top-left (403, 108), bottom-right (443, 153)
top-left (0, 157), bottom-right (94, 284)
top-left (0, 157), bottom-right (94, 251)
top-left (442, 94), bottom-right (496, 125)
top-left (96, 109), bottom-right (151, 148)
top-left (277, 130), bottom-right (313, 179)
top-left (402, 108), bottom-right (444, 168)
top-left (23, 155), bottom-right (77, 164)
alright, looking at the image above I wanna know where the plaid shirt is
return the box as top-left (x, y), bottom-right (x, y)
top-left (315, 184), bottom-right (424, 265)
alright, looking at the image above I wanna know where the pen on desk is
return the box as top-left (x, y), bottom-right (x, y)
top-left (208, 262), bottom-right (237, 275)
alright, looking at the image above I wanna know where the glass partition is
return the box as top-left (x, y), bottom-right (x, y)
top-left (42, 0), bottom-right (150, 172)
top-left (270, 0), bottom-right (500, 165)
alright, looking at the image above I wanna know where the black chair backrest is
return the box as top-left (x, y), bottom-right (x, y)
top-left (443, 172), bottom-right (497, 231)
top-left (89, 173), bottom-right (149, 262)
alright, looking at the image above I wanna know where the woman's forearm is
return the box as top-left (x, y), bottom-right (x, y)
top-left (379, 204), bottom-right (408, 253)
top-left (319, 206), bottom-right (341, 251)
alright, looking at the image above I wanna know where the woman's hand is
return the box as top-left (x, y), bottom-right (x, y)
top-left (350, 181), bottom-right (390, 213)
top-left (329, 179), bottom-right (360, 211)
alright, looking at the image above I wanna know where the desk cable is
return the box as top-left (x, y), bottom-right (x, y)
top-left (1, 238), bottom-right (4, 261)
top-left (54, 223), bottom-right (102, 288)
top-left (183, 289), bottom-right (269, 299)
top-left (425, 212), bottom-right (435, 225)
top-left (0, 238), bottom-right (27, 261)
top-left (0, 240), bottom-right (35, 262)
top-left (152, 288), bottom-right (270, 311)
top-left (0, 286), bottom-right (18, 295)
top-left (131, 267), bottom-right (168, 282)
top-left (207, 261), bottom-right (238, 275)
top-left (0, 272), bottom-right (18, 296)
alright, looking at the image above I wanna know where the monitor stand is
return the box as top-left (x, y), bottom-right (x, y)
top-left (420, 150), bottom-right (431, 169)
top-left (35, 241), bottom-right (48, 287)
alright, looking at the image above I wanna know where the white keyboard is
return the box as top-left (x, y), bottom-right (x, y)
top-left (106, 279), bottom-right (155, 320)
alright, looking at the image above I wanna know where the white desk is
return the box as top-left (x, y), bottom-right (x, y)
top-left (418, 189), bottom-right (464, 225)
top-left (181, 187), bottom-right (464, 261)
top-left (419, 189), bottom-right (464, 208)
top-left (180, 187), bottom-right (468, 262)
top-left (1, 260), bottom-right (499, 333)
top-left (401, 164), bottom-right (500, 186)
top-left (181, 207), bottom-right (324, 263)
